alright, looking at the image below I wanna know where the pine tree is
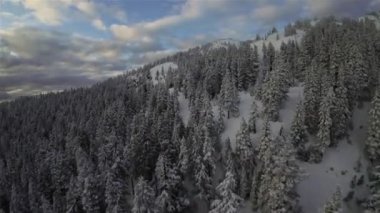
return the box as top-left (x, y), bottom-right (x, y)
top-left (209, 171), bottom-right (242, 213)
top-left (178, 137), bottom-right (190, 176)
top-left (248, 101), bottom-right (258, 133)
top-left (312, 87), bottom-right (334, 162)
top-left (132, 177), bottom-right (155, 213)
top-left (223, 138), bottom-right (236, 175)
top-left (217, 105), bottom-right (225, 135)
top-left (235, 119), bottom-right (255, 198)
top-left (255, 135), bottom-right (300, 212)
top-left (290, 101), bottom-right (307, 159)
top-left (195, 156), bottom-right (214, 201)
top-left (82, 175), bottom-right (103, 213)
top-left (261, 55), bottom-right (288, 121)
top-left (304, 61), bottom-right (322, 134)
top-left (365, 165), bottom-right (380, 212)
top-left (366, 89), bottom-right (380, 162)
top-left (105, 158), bottom-right (130, 213)
top-left (332, 76), bottom-right (350, 140)
top-left (323, 187), bottom-right (342, 213)
top-left (220, 68), bottom-right (240, 118)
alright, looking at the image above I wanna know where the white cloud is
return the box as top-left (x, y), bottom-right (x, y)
top-left (92, 18), bottom-right (106, 31)
top-left (76, 1), bottom-right (96, 16)
top-left (22, 0), bottom-right (64, 25)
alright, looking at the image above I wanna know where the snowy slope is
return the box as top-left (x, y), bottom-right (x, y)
top-left (210, 38), bottom-right (241, 50)
top-left (359, 12), bottom-right (380, 29)
top-left (176, 81), bottom-right (370, 213)
top-left (251, 30), bottom-right (305, 58)
top-left (297, 103), bottom-right (370, 213)
top-left (150, 62), bottom-right (178, 85)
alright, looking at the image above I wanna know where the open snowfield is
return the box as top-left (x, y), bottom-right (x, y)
top-left (150, 62), bottom-right (178, 85)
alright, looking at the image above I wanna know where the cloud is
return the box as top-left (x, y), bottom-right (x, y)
top-left (92, 18), bottom-right (106, 31)
top-left (109, 0), bottom-right (237, 42)
top-left (22, 0), bottom-right (64, 25)
top-left (0, 27), bottom-right (130, 99)
top-left (306, 0), bottom-right (374, 17)
top-left (15, 0), bottom-right (114, 30)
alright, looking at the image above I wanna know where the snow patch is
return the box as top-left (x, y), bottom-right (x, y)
top-left (178, 92), bottom-right (190, 127)
top-left (210, 38), bottom-right (241, 50)
top-left (221, 92), bottom-right (254, 150)
top-left (150, 62), bottom-right (178, 85)
top-left (251, 30), bottom-right (305, 58)
top-left (297, 103), bottom-right (370, 213)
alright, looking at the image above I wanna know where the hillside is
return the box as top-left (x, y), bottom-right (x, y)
top-left (1, 15), bottom-right (380, 213)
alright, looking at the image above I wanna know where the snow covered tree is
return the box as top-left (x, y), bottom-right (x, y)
top-left (209, 171), bottom-right (242, 213)
top-left (82, 175), bottom-right (104, 213)
top-left (178, 137), bottom-right (190, 176)
top-left (261, 55), bottom-right (288, 121)
top-left (195, 156), bottom-right (214, 201)
top-left (155, 154), bottom-right (189, 213)
top-left (365, 165), bottom-right (380, 212)
top-left (132, 177), bottom-right (155, 213)
top-left (304, 61), bottom-right (322, 134)
top-left (235, 119), bottom-right (255, 198)
top-left (248, 101), bottom-right (258, 133)
top-left (217, 106), bottom-right (225, 134)
top-left (255, 135), bottom-right (301, 212)
top-left (312, 87), bottom-right (334, 162)
top-left (366, 89), bottom-right (380, 162)
top-left (332, 76), bottom-right (350, 140)
top-left (323, 187), bottom-right (342, 213)
top-left (223, 138), bottom-right (237, 177)
top-left (290, 101), bottom-right (307, 159)
top-left (105, 158), bottom-right (130, 213)
top-left (220, 68), bottom-right (240, 118)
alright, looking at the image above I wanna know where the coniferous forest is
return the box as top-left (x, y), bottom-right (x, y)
top-left (1, 15), bottom-right (380, 213)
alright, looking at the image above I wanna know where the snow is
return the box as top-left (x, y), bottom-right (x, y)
top-left (175, 82), bottom-right (369, 213)
top-left (251, 30), bottom-right (305, 58)
top-left (210, 38), bottom-right (241, 49)
top-left (178, 92), bottom-right (190, 127)
top-left (220, 92), bottom-right (254, 150)
top-left (279, 85), bottom-right (304, 132)
top-left (297, 103), bottom-right (370, 213)
top-left (149, 62), bottom-right (178, 85)
top-left (359, 12), bottom-right (380, 29)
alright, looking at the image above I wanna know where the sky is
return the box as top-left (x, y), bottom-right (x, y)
top-left (0, 0), bottom-right (380, 101)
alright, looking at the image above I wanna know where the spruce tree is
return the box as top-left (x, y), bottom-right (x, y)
top-left (323, 187), bottom-right (342, 213)
top-left (290, 101), bottom-right (307, 159)
top-left (178, 137), bottom-right (190, 176)
top-left (365, 165), bottom-right (380, 212)
top-left (304, 61), bottom-right (322, 134)
top-left (366, 89), bottom-right (380, 162)
top-left (313, 87), bottom-right (334, 162)
top-left (332, 76), bottom-right (350, 140)
top-left (132, 177), bottom-right (156, 213)
top-left (248, 101), bottom-right (258, 133)
top-left (209, 171), bottom-right (242, 213)
top-left (235, 119), bottom-right (255, 198)
top-left (220, 68), bottom-right (240, 118)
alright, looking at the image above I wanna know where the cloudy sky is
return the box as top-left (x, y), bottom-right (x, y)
top-left (0, 0), bottom-right (379, 101)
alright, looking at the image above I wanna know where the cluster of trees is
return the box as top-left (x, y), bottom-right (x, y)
top-left (0, 15), bottom-right (380, 213)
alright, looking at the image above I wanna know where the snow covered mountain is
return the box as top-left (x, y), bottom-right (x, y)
top-left (0, 15), bottom-right (380, 213)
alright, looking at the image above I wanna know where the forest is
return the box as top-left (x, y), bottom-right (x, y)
top-left (1, 16), bottom-right (380, 213)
